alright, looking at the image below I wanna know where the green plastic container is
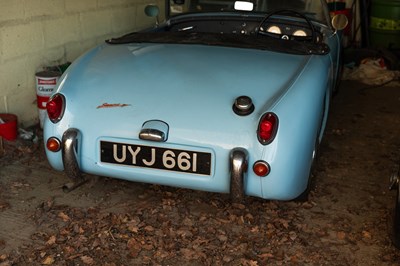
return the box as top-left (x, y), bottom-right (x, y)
top-left (369, 0), bottom-right (400, 48)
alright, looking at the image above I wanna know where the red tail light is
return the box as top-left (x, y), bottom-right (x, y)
top-left (47, 94), bottom-right (65, 123)
top-left (257, 112), bottom-right (278, 144)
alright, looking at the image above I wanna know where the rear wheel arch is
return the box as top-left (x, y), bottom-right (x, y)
top-left (294, 90), bottom-right (328, 201)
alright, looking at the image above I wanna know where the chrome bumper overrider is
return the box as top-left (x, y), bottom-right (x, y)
top-left (230, 148), bottom-right (249, 202)
top-left (61, 128), bottom-right (86, 192)
top-left (390, 172), bottom-right (400, 191)
top-left (390, 162), bottom-right (400, 191)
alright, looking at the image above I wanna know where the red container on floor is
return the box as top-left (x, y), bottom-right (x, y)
top-left (331, 8), bottom-right (352, 35)
top-left (0, 114), bottom-right (18, 141)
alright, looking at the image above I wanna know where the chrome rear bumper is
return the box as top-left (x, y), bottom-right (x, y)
top-left (60, 128), bottom-right (249, 198)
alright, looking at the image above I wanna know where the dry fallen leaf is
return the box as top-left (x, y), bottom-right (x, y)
top-left (63, 246), bottom-right (75, 256)
top-left (127, 238), bottom-right (141, 257)
top-left (289, 231), bottom-right (297, 241)
top-left (126, 220), bottom-right (139, 233)
top-left (42, 256), bottom-right (55, 265)
top-left (232, 203), bottom-right (246, 210)
top-left (258, 253), bottom-right (274, 259)
top-left (362, 230), bottom-right (372, 239)
top-left (144, 225), bottom-right (154, 232)
top-left (58, 212), bottom-right (70, 222)
top-left (0, 201), bottom-right (10, 210)
top-left (46, 235), bottom-right (56, 246)
top-left (142, 244), bottom-right (154, 251)
top-left (179, 248), bottom-right (197, 259)
top-left (337, 231), bottom-right (346, 240)
top-left (80, 255), bottom-right (94, 265)
top-left (279, 219), bottom-right (289, 229)
top-left (250, 226), bottom-right (259, 233)
top-left (128, 226), bottom-right (139, 233)
top-left (217, 234), bottom-right (228, 242)
top-left (241, 259), bottom-right (259, 266)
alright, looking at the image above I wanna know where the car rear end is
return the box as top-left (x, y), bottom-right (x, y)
top-left (44, 41), bottom-right (327, 200)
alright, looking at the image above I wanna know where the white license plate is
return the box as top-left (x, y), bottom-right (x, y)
top-left (100, 141), bottom-right (211, 175)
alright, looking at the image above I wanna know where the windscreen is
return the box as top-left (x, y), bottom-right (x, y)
top-left (169, 0), bottom-right (329, 24)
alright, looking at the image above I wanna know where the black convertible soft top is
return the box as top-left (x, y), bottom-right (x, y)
top-left (106, 31), bottom-right (330, 56)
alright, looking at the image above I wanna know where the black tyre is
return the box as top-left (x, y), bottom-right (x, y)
top-left (294, 139), bottom-right (319, 202)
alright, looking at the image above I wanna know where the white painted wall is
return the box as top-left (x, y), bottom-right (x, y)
top-left (0, 0), bottom-right (164, 126)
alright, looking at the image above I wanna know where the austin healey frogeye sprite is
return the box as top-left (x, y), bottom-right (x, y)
top-left (44, 0), bottom-right (347, 201)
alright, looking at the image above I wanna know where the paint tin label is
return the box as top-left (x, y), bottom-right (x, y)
top-left (35, 71), bottom-right (60, 109)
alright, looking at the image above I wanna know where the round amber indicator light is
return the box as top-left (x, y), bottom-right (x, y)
top-left (253, 161), bottom-right (270, 177)
top-left (46, 137), bottom-right (61, 152)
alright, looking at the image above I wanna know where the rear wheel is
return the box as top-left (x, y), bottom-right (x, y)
top-left (295, 92), bottom-right (328, 202)
top-left (294, 139), bottom-right (319, 202)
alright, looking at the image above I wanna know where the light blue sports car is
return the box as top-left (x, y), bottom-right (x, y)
top-left (44, 0), bottom-right (347, 201)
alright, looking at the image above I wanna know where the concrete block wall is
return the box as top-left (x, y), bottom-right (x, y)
top-left (0, 0), bottom-right (164, 126)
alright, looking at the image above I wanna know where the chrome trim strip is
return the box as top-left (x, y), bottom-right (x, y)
top-left (139, 128), bottom-right (166, 142)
